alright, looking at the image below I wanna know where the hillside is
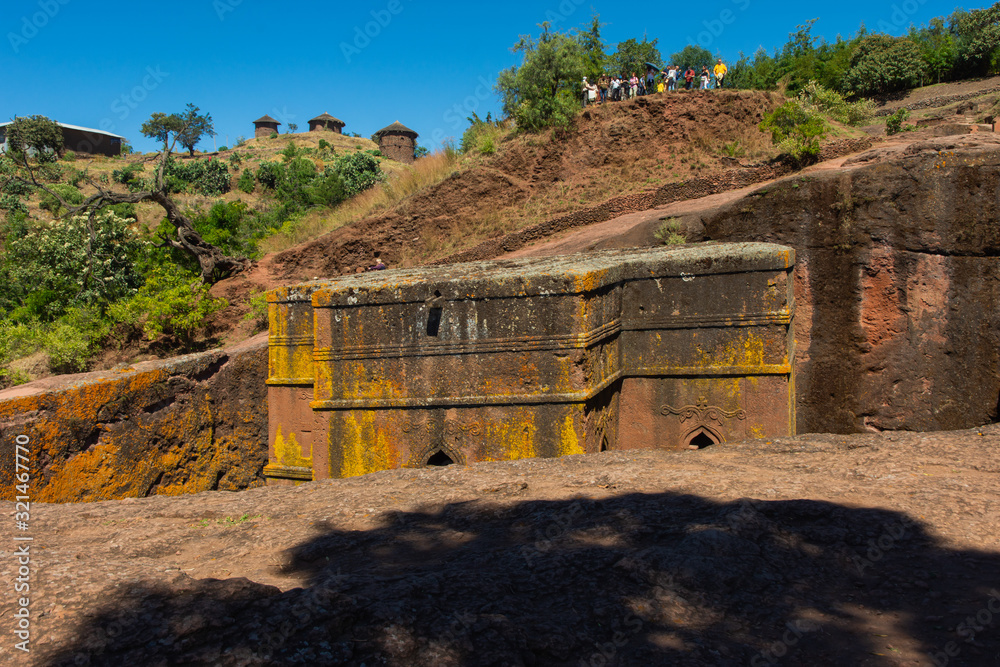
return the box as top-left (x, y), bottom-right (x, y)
top-left (6, 80), bottom-right (995, 383)
top-left (208, 90), bottom-right (801, 328)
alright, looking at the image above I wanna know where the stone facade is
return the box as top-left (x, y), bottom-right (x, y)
top-left (265, 244), bottom-right (796, 483)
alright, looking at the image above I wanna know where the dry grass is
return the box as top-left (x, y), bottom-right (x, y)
top-left (255, 150), bottom-right (459, 254)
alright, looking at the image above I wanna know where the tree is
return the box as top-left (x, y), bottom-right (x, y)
top-left (495, 22), bottom-right (587, 132)
top-left (668, 44), bottom-right (713, 78)
top-left (951, 3), bottom-right (1000, 75)
top-left (287, 123), bottom-right (299, 134)
top-left (5, 128), bottom-right (249, 284)
top-left (918, 18), bottom-right (957, 84)
top-left (610, 36), bottom-right (662, 76)
top-left (843, 35), bottom-right (925, 96)
top-left (176, 104), bottom-right (215, 156)
top-left (5, 115), bottom-right (63, 163)
top-left (140, 112), bottom-right (184, 149)
top-left (574, 14), bottom-right (607, 81)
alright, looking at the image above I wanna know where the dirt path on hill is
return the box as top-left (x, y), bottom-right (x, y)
top-left (7, 426), bottom-right (999, 666)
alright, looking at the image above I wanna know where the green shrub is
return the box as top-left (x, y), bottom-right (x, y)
top-left (62, 151), bottom-right (77, 162)
top-left (218, 145), bottom-right (228, 152)
top-left (0, 194), bottom-right (27, 216)
top-left (722, 141), bottom-right (746, 158)
top-left (198, 160), bottom-right (231, 195)
top-left (193, 200), bottom-right (251, 257)
top-left (318, 139), bottom-right (332, 151)
top-left (112, 163), bottom-right (145, 191)
top-left (333, 151), bottom-right (385, 197)
top-left (654, 218), bottom-right (686, 245)
top-left (237, 169), bottom-right (255, 193)
top-left (39, 184), bottom-right (84, 215)
top-left (885, 107), bottom-right (910, 135)
top-left (797, 80), bottom-right (875, 126)
top-left (0, 307), bottom-right (111, 378)
top-left (281, 142), bottom-right (300, 162)
top-left (229, 152), bottom-right (243, 167)
top-left (242, 290), bottom-right (269, 333)
top-left (162, 157), bottom-right (231, 196)
top-left (106, 202), bottom-right (138, 220)
top-left (2, 176), bottom-right (33, 197)
top-left (0, 212), bottom-right (144, 318)
top-left (256, 161), bottom-right (283, 190)
top-left (844, 35), bottom-right (925, 97)
top-left (759, 101), bottom-right (826, 163)
top-left (269, 132), bottom-right (278, 139)
top-left (108, 264), bottom-right (227, 345)
top-left (67, 168), bottom-right (88, 187)
top-left (461, 113), bottom-right (508, 155)
top-left (305, 168), bottom-right (347, 207)
top-left (42, 308), bottom-right (110, 373)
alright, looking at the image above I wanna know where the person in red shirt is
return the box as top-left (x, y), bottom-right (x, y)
top-left (684, 67), bottom-right (696, 90)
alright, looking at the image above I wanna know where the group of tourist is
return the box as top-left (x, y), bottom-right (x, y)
top-left (582, 59), bottom-right (728, 106)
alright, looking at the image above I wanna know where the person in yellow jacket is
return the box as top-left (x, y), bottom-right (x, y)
top-left (714, 59), bottom-right (728, 88)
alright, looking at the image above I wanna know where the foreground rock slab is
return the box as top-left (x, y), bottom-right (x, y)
top-left (3, 427), bottom-right (1000, 666)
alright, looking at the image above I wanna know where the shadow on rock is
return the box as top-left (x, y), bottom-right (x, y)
top-left (47, 492), bottom-right (1000, 666)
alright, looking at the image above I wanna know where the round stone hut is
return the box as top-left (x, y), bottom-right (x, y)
top-left (308, 112), bottom-right (345, 134)
top-left (253, 115), bottom-right (281, 139)
top-left (375, 121), bottom-right (418, 164)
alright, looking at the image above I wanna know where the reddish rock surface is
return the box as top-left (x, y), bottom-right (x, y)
top-left (700, 135), bottom-right (1000, 434)
top-left (0, 334), bottom-right (268, 503)
top-left (4, 426), bottom-right (999, 666)
top-left (510, 133), bottom-right (1000, 436)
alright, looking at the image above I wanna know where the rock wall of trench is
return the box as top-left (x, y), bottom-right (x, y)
top-left (700, 137), bottom-right (1000, 433)
top-left (0, 334), bottom-right (269, 503)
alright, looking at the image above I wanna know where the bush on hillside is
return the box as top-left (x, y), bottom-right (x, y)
top-left (843, 35), bottom-right (925, 97)
top-left (885, 107), bottom-right (910, 135)
top-left (0, 212), bottom-right (144, 319)
top-left (38, 183), bottom-right (84, 215)
top-left (496, 26), bottom-right (587, 132)
top-left (335, 151), bottom-right (385, 197)
top-left (163, 157), bottom-right (231, 196)
top-left (237, 169), bottom-right (255, 193)
top-left (797, 81), bottom-right (875, 126)
top-left (108, 263), bottom-right (227, 346)
top-left (461, 112), bottom-right (508, 155)
top-left (759, 101), bottom-right (826, 163)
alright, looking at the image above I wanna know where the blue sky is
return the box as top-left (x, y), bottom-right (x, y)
top-left (1, 0), bottom-right (980, 152)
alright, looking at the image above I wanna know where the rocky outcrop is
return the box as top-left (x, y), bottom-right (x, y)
top-left (701, 135), bottom-right (1000, 433)
top-left (0, 333), bottom-right (268, 503)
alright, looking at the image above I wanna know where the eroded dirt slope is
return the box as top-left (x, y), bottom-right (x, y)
top-left (211, 91), bottom-right (787, 305)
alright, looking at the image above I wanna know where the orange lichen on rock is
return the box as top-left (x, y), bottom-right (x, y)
top-left (0, 335), bottom-right (270, 503)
